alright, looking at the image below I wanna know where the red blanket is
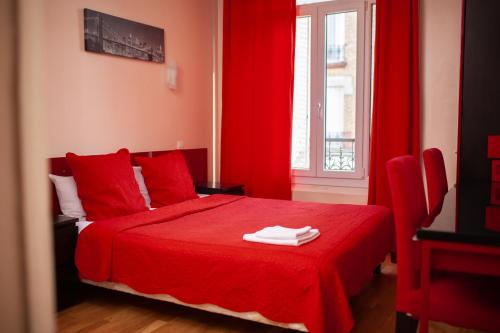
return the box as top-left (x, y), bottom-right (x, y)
top-left (76, 195), bottom-right (392, 333)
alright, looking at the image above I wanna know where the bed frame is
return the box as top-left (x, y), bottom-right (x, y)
top-left (82, 279), bottom-right (307, 331)
top-left (48, 148), bottom-right (308, 331)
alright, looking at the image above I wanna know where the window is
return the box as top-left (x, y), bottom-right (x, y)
top-left (292, 0), bottom-right (376, 186)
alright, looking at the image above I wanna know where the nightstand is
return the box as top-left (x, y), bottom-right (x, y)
top-left (53, 215), bottom-right (80, 310)
top-left (195, 182), bottom-right (245, 195)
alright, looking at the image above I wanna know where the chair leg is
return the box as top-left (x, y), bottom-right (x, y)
top-left (395, 312), bottom-right (418, 333)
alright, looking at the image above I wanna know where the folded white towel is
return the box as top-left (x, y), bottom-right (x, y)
top-left (243, 229), bottom-right (320, 246)
top-left (254, 225), bottom-right (312, 240)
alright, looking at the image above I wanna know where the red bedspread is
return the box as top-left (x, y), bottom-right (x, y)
top-left (76, 195), bottom-right (392, 333)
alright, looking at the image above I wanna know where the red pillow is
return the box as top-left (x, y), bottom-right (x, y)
top-left (135, 151), bottom-right (197, 207)
top-left (66, 148), bottom-right (147, 220)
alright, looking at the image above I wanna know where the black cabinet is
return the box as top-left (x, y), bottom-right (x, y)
top-left (458, 0), bottom-right (500, 230)
top-left (195, 182), bottom-right (245, 195)
top-left (53, 215), bottom-right (80, 310)
top-left (459, 0), bottom-right (500, 182)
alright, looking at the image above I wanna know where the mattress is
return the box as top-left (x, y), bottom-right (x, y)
top-left (76, 194), bottom-right (393, 333)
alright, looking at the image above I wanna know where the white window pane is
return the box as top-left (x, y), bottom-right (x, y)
top-left (292, 16), bottom-right (311, 170)
top-left (324, 11), bottom-right (357, 172)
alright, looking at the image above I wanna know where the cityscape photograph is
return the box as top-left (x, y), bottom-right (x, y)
top-left (84, 8), bottom-right (165, 63)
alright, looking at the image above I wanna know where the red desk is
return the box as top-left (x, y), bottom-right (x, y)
top-left (416, 184), bottom-right (500, 333)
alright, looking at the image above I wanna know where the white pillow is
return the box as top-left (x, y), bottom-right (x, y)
top-left (50, 167), bottom-right (151, 218)
top-left (49, 174), bottom-right (86, 218)
top-left (133, 166), bottom-right (151, 208)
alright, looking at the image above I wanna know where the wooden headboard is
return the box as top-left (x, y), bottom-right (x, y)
top-left (49, 148), bottom-right (208, 216)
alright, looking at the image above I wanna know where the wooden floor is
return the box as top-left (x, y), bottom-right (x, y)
top-left (57, 261), bottom-right (484, 333)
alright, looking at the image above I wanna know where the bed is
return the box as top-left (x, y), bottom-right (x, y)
top-left (50, 149), bottom-right (393, 333)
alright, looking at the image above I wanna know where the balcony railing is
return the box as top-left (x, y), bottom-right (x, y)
top-left (326, 44), bottom-right (346, 64)
top-left (324, 138), bottom-right (355, 171)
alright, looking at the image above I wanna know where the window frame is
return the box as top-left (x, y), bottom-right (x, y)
top-left (292, 0), bottom-right (376, 188)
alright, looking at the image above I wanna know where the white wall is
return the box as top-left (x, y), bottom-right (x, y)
top-left (2, 0), bottom-right (56, 331)
top-left (0, 0), bottom-right (29, 331)
top-left (421, 0), bottom-right (462, 187)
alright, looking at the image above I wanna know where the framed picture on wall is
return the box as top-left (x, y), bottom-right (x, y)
top-left (84, 8), bottom-right (165, 63)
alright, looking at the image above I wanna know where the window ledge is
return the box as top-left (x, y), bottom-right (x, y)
top-left (292, 183), bottom-right (368, 205)
top-left (292, 175), bottom-right (368, 188)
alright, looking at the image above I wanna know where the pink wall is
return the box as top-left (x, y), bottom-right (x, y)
top-left (44, 0), bottom-right (215, 178)
top-left (421, 0), bottom-right (462, 186)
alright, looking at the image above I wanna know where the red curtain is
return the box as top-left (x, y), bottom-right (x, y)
top-left (221, 0), bottom-right (296, 200)
top-left (368, 0), bottom-right (421, 207)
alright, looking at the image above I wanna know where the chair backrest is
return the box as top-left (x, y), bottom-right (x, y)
top-left (423, 148), bottom-right (448, 214)
top-left (386, 155), bottom-right (428, 307)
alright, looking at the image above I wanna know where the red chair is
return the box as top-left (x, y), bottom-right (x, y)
top-left (386, 155), bottom-right (500, 333)
top-left (423, 148), bottom-right (448, 216)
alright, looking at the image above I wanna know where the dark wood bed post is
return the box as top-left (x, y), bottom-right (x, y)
top-left (395, 312), bottom-right (418, 333)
